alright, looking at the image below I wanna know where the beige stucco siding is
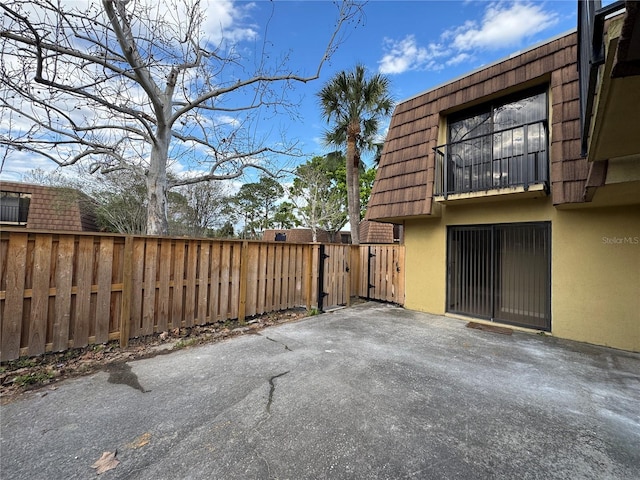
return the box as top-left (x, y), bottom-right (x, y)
top-left (403, 198), bottom-right (640, 352)
top-left (404, 217), bottom-right (447, 315)
top-left (552, 206), bottom-right (640, 351)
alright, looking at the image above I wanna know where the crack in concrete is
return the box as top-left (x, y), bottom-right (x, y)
top-left (265, 336), bottom-right (292, 351)
top-left (266, 371), bottom-right (289, 414)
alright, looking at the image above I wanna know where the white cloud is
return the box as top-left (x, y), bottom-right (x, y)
top-left (216, 114), bottom-right (241, 127)
top-left (378, 1), bottom-right (559, 74)
top-left (378, 35), bottom-right (445, 74)
top-left (199, 0), bottom-right (258, 45)
top-left (449, 2), bottom-right (559, 51)
top-left (446, 53), bottom-right (472, 66)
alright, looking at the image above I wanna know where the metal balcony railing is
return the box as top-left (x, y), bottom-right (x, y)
top-left (434, 121), bottom-right (549, 198)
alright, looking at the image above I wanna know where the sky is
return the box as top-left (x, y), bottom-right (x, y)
top-left (0, 0), bottom-right (589, 183)
top-left (265, 0), bottom-right (580, 166)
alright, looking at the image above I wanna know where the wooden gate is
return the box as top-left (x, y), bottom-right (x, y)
top-left (317, 244), bottom-right (351, 310)
top-left (360, 245), bottom-right (405, 304)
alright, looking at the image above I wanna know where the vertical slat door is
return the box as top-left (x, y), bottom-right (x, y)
top-left (494, 224), bottom-right (550, 329)
top-left (447, 223), bottom-right (550, 330)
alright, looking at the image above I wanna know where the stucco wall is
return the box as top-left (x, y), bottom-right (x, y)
top-left (403, 198), bottom-right (640, 352)
top-left (404, 217), bottom-right (447, 315)
top-left (552, 206), bottom-right (640, 351)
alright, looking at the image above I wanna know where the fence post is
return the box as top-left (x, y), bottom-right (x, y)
top-left (119, 236), bottom-right (134, 348)
top-left (366, 245), bottom-right (374, 300)
top-left (305, 245), bottom-right (313, 312)
top-left (238, 240), bottom-right (249, 323)
top-left (317, 244), bottom-right (328, 312)
top-left (345, 246), bottom-right (351, 307)
top-left (349, 245), bottom-right (360, 303)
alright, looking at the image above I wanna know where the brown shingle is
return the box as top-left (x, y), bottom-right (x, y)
top-left (359, 220), bottom-right (395, 244)
top-left (1, 181), bottom-right (98, 231)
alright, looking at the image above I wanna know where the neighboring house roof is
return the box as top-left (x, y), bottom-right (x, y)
top-left (264, 224), bottom-right (398, 244)
top-left (263, 229), bottom-right (332, 243)
top-left (0, 181), bottom-right (99, 231)
top-left (359, 220), bottom-right (396, 244)
top-left (366, 31), bottom-right (583, 222)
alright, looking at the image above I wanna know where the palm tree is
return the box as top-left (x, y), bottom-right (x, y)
top-left (317, 64), bottom-right (393, 244)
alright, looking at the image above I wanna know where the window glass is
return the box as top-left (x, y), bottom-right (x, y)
top-left (449, 111), bottom-right (491, 142)
top-left (449, 90), bottom-right (546, 141)
top-left (493, 92), bottom-right (546, 130)
top-left (1, 191), bottom-right (30, 223)
top-left (444, 88), bottom-right (548, 193)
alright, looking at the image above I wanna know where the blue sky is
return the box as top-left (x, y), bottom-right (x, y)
top-left (248, 0), bottom-right (582, 168)
top-left (1, 0), bottom-right (588, 182)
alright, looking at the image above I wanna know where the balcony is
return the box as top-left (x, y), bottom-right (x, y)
top-left (434, 121), bottom-right (549, 201)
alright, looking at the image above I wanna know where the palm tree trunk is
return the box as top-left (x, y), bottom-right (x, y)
top-left (346, 128), bottom-right (360, 245)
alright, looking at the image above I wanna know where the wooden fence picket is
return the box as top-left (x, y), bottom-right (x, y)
top-left (197, 241), bottom-right (210, 325)
top-left (29, 234), bottom-right (52, 356)
top-left (53, 235), bottom-right (74, 352)
top-left (1, 232), bottom-right (27, 361)
top-left (95, 237), bottom-right (113, 344)
top-left (156, 239), bottom-right (172, 333)
top-left (171, 240), bottom-right (186, 329)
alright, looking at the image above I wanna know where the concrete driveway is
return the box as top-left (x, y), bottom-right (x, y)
top-left (1, 302), bottom-right (639, 479)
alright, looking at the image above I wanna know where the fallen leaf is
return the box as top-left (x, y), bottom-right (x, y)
top-left (91, 451), bottom-right (120, 475)
top-left (127, 432), bottom-right (151, 449)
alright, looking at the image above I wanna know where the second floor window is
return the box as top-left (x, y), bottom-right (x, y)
top-left (0, 191), bottom-right (31, 224)
top-left (436, 87), bottom-right (549, 196)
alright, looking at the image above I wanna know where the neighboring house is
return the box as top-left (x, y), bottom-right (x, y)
top-left (366, 1), bottom-right (639, 352)
top-left (0, 181), bottom-right (98, 232)
top-left (263, 228), bottom-right (351, 244)
top-left (263, 223), bottom-right (401, 244)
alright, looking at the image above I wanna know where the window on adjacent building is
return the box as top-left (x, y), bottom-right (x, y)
top-left (435, 87), bottom-right (549, 197)
top-left (0, 191), bottom-right (31, 224)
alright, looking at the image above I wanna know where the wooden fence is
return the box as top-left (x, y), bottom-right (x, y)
top-left (0, 229), bottom-right (404, 361)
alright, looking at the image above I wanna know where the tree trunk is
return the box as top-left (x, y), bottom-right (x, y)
top-left (346, 123), bottom-right (360, 245)
top-left (146, 132), bottom-right (170, 235)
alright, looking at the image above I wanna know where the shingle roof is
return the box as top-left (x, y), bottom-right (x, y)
top-left (0, 181), bottom-right (98, 231)
top-left (262, 229), bottom-right (332, 243)
top-left (359, 220), bottom-right (395, 244)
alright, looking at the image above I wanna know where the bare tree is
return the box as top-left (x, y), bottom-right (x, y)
top-left (0, 0), bottom-right (362, 234)
top-left (169, 181), bottom-right (230, 237)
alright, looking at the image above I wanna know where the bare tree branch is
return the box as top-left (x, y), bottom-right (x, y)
top-left (1, 0), bottom-right (364, 234)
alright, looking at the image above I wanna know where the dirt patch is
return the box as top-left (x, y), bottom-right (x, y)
top-left (0, 308), bottom-right (311, 404)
